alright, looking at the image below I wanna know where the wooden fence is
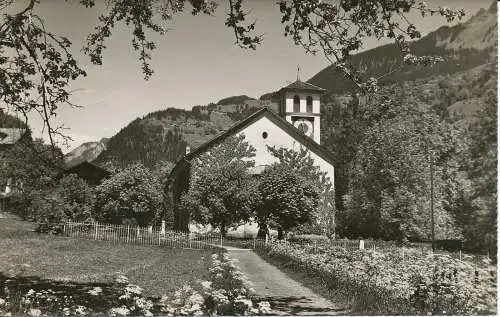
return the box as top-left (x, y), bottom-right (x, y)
top-left (62, 221), bottom-right (223, 250)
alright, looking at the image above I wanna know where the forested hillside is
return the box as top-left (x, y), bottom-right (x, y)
top-left (91, 101), bottom-right (277, 168)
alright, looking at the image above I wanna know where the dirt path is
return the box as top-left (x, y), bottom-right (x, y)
top-left (225, 247), bottom-right (349, 316)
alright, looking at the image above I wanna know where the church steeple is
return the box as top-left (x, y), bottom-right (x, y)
top-left (276, 80), bottom-right (325, 144)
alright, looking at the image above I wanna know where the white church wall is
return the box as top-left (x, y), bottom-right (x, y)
top-left (237, 116), bottom-right (334, 186)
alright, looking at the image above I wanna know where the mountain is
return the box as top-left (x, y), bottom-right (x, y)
top-left (307, 2), bottom-right (496, 94)
top-left (64, 138), bottom-right (109, 168)
top-left (217, 95), bottom-right (256, 105)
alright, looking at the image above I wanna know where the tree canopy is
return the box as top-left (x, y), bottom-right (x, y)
top-left (267, 146), bottom-right (335, 236)
top-left (258, 163), bottom-right (320, 239)
top-left (179, 134), bottom-right (260, 236)
top-left (94, 163), bottom-right (163, 226)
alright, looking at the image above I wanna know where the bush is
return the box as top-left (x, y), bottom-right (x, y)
top-left (33, 174), bottom-right (95, 233)
top-left (3, 192), bottom-right (32, 220)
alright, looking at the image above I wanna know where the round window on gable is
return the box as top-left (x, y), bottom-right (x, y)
top-left (262, 132), bottom-right (268, 139)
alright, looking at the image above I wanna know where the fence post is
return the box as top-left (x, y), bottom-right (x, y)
top-left (94, 222), bottom-right (98, 240)
top-left (161, 220), bottom-right (166, 236)
top-left (359, 239), bottom-right (365, 250)
top-left (253, 236), bottom-right (256, 249)
top-left (220, 234), bottom-right (223, 247)
top-left (459, 249), bottom-right (462, 261)
top-left (148, 225), bottom-right (153, 234)
top-left (189, 233), bottom-right (192, 249)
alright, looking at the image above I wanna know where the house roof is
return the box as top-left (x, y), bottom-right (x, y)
top-left (277, 80), bottom-right (326, 94)
top-left (183, 107), bottom-right (336, 167)
top-left (0, 128), bottom-right (25, 145)
top-left (64, 161), bottom-right (111, 185)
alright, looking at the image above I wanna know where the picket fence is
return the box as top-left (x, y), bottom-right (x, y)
top-left (62, 221), bottom-right (224, 250)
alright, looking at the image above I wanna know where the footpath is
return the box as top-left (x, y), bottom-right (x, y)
top-left (225, 246), bottom-right (349, 316)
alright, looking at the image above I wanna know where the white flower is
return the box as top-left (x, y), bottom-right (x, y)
top-left (125, 284), bottom-right (143, 295)
top-left (258, 301), bottom-right (272, 314)
top-left (75, 305), bottom-right (88, 316)
top-left (135, 297), bottom-right (153, 310)
top-left (87, 286), bottom-right (102, 296)
top-left (200, 281), bottom-right (212, 290)
top-left (0, 298), bottom-right (5, 306)
top-left (28, 308), bottom-right (42, 317)
top-left (114, 274), bottom-right (129, 284)
top-left (62, 308), bottom-right (71, 316)
top-left (26, 289), bottom-right (35, 296)
top-left (110, 306), bottom-right (130, 316)
top-left (143, 310), bottom-right (153, 317)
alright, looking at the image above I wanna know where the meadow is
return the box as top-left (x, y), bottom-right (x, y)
top-left (0, 215), bottom-right (214, 298)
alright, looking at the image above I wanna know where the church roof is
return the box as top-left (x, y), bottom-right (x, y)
top-left (182, 107), bottom-right (335, 167)
top-left (277, 80), bottom-right (326, 94)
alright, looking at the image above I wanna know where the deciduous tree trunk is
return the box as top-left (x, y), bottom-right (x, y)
top-left (257, 222), bottom-right (268, 239)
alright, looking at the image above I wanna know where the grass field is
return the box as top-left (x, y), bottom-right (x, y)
top-left (0, 215), bottom-right (216, 298)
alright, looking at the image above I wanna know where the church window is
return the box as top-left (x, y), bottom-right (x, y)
top-left (262, 132), bottom-right (268, 139)
top-left (306, 96), bottom-right (313, 113)
top-left (293, 95), bottom-right (300, 112)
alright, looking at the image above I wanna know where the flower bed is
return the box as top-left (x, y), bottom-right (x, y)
top-left (0, 253), bottom-right (271, 316)
top-left (259, 242), bottom-right (496, 315)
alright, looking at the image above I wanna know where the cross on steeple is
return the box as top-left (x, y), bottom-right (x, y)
top-left (296, 65), bottom-right (301, 81)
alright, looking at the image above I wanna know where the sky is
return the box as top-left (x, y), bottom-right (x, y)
top-left (3, 0), bottom-right (495, 153)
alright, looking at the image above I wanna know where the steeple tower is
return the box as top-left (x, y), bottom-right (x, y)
top-left (276, 80), bottom-right (325, 144)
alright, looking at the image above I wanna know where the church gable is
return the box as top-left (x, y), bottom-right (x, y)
top-left (182, 108), bottom-right (335, 187)
top-left (185, 108), bottom-right (334, 168)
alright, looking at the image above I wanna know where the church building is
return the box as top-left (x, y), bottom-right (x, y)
top-left (168, 80), bottom-right (335, 232)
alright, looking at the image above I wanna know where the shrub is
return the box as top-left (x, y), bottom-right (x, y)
top-left (33, 174), bottom-right (94, 233)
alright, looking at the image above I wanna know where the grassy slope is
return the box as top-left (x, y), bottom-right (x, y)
top-left (0, 216), bottom-right (215, 297)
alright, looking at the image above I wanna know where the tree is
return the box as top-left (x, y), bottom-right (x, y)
top-left (0, 0), bottom-right (465, 144)
top-left (267, 146), bottom-right (335, 236)
top-left (341, 105), bottom-right (467, 241)
top-left (451, 89), bottom-right (497, 254)
top-left (179, 134), bottom-right (260, 236)
top-left (153, 160), bottom-right (175, 224)
top-left (94, 163), bottom-right (163, 226)
top-left (258, 163), bottom-right (320, 240)
top-left (0, 132), bottom-right (64, 219)
top-left (34, 173), bottom-right (95, 233)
